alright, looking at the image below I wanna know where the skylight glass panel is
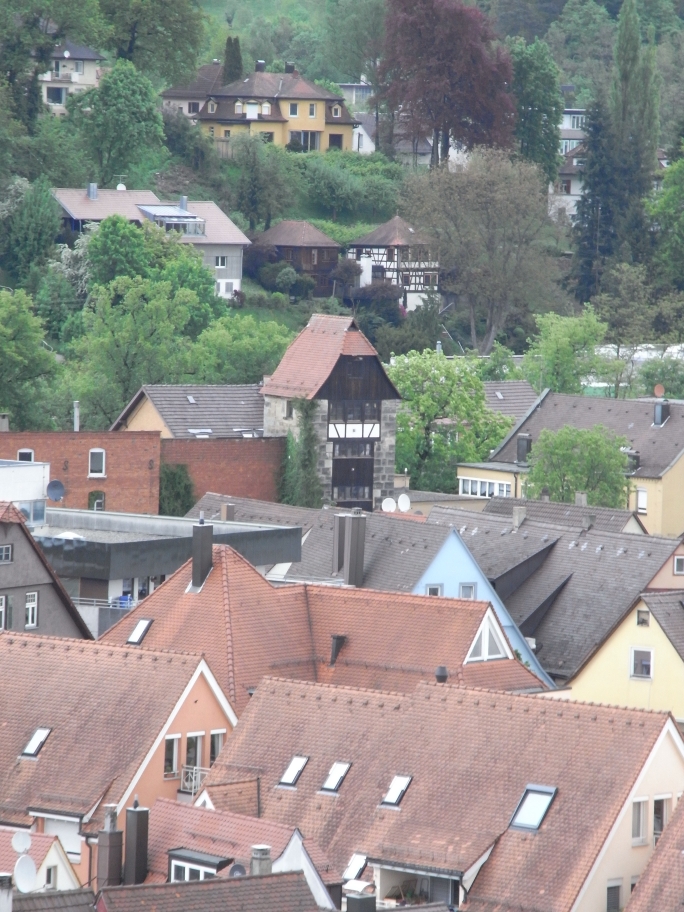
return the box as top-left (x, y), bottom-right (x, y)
top-left (322, 761), bottom-right (351, 792)
top-left (127, 619), bottom-right (153, 645)
top-left (279, 755), bottom-right (308, 786)
top-left (382, 775), bottom-right (412, 806)
top-left (511, 786), bottom-right (556, 830)
top-left (342, 854), bottom-right (367, 882)
top-left (22, 728), bottom-right (51, 757)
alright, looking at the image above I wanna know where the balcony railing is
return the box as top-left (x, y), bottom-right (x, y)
top-left (72, 597), bottom-right (138, 610)
top-left (180, 765), bottom-right (210, 795)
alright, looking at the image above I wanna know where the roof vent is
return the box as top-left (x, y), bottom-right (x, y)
top-left (654, 400), bottom-right (670, 426)
top-left (516, 433), bottom-right (532, 464)
top-left (179, 196), bottom-right (188, 211)
top-left (574, 491), bottom-right (588, 507)
top-left (435, 665), bottom-right (448, 683)
top-left (330, 634), bottom-right (347, 666)
top-left (255, 60), bottom-right (266, 72)
top-left (87, 182), bottom-right (98, 200)
top-left (285, 61), bottom-right (295, 73)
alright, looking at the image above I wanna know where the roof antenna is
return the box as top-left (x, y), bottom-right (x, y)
top-left (199, 510), bottom-right (205, 526)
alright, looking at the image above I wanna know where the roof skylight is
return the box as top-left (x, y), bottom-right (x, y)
top-left (322, 761), bottom-right (351, 793)
top-left (127, 619), bottom-right (153, 645)
top-left (382, 775), bottom-right (412, 806)
top-left (22, 727), bottom-right (51, 757)
top-left (342, 853), bottom-right (367, 882)
top-left (279, 755), bottom-right (308, 786)
top-left (510, 785), bottom-right (557, 830)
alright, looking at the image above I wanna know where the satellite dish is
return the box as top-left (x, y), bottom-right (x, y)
top-left (228, 863), bottom-right (246, 878)
top-left (116, 183), bottom-right (127, 191)
top-left (654, 383), bottom-right (665, 398)
top-left (14, 854), bottom-right (36, 893)
top-left (63, 50), bottom-right (70, 58)
top-left (47, 479), bottom-right (65, 502)
top-left (397, 493), bottom-right (411, 513)
top-left (381, 497), bottom-right (396, 513)
top-left (12, 831), bottom-right (31, 855)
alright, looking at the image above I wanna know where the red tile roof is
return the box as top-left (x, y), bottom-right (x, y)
top-left (100, 545), bottom-right (543, 715)
top-left (0, 830), bottom-right (56, 871)
top-left (202, 677), bottom-right (673, 911)
top-left (260, 314), bottom-right (380, 399)
top-left (254, 220), bottom-right (341, 249)
top-left (146, 799), bottom-right (338, 884)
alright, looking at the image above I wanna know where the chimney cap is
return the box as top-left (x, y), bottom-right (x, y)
top-left (251, 845), bottom-right (271, 856)
top-left (435, 665), bottom-right (448, 683)
top-left (255, 60), bottom-right (266, 72)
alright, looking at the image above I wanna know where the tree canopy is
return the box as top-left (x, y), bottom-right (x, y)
top-left (522, 307), bottom-right (607, 394)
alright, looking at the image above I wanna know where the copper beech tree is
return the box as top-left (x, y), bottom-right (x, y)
top-left (380, 0), bottom-right (515, 166)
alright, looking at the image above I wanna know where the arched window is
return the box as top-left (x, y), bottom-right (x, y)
top-left (88, 448), bottom-right (106, 477)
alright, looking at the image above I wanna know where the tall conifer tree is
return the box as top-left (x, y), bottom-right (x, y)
top-left (223, 36), bottom-right (243, 84)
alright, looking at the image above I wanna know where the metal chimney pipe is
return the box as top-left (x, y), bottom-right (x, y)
top-left (192, 523), bottom-right (213, 588)
top-left (343, 512), bottom-right (366, 588)
top-left (0, 874), bottom-right (11, 912)
top-left (332, 513), bottom-right (346, 574)
top-left (87, 183), bottom-right (98, 200)
top-left (97, 805), bottom-right (123, 889)
top-left (124, 805), bottom-right (149, 885)
top-left (179, 195), bottom-right (188, 211)
top-left (73, 401), bottom-right (80, 432)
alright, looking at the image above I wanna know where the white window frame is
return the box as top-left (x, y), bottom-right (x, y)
top-left (0, 544), bottom-right (12, 563)
top-left (631, 647), bottom-right (653, 679)
top-left (311, 248), bottom-right (318, 265)
top-left (208, 101), bottom-right (216, 114)
top-left (186, 732), bottom-right (203, 768)
top-left (127, 618), bottom-right (152, 645)
top-left (459, 582), bottom-right (477, 600)
top-left (25, 591), bottom-right (38, 629)
top-left (425, 584), bottom-right (443, 596)
top-left (332, 105), bottom-right (341, 117)
top-left (210, 729), bottom-right (225, 766)
top-left (215, 256), bottom-right (227, 268)
top-left (262, 102), bottom-right (271, 115)
top-left (381, 774), bottom-right (412, 807)
top-left (459, 476), bottom-right (508, 498)
top-left (45, 865), bottom-right (57, 890)
top-left (607, 880), bottom-right (622, 912)
top-left (636, 488), bottom-right (647, 514)
top-left (309, 103), bottom-right (316, 117)
top-left (632, 799), bottom-right (648, 845)
top-left (466, 610), bottom-right (512, 663)
top-left (235, 101), bottom-right (243, 114)
top-left (289, 102), bottom-right (298, 117)
top-left (170, 861), bottom-right (215, 882)
top-left (279, 755), bottom-right (308, 787)
top-left (321, 761), bottom-right (351, 793)
top-left (73, 60), bottom-right (84, 75)
top-left (164, 734), bottom-right (180, 779)
top-left (88, 448), bottom-right (106, 477)
top-left (0, 595), bottom-right (5, 630)
top-left (17, 449), bottom-right (34, 462)
top-left (22, 727), bottom-right (51, 757)
top-left (675, 555), bottom-right (684, 575)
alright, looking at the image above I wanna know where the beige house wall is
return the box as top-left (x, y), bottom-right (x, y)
top-left (627, 477), bottom-right (663, 536)
top-left (119, 397), bottom-right (172, 437)
top-left (644, 541), bottom-right (684, 589)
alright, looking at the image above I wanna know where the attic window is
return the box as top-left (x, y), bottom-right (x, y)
top-left (127, 618), bottom-right (153, 645)
top-left (332, 106), bottom-right (341, 117)
top-left (235, 102), bottom-right (243, 114)
top-left (208, 101), bottom-right (216, 113)
top-left (382, 775), bottom-right (412, 807)
top-left (262, 102), bottom-right (271, 115)
top-left (322, 761), bottom-right (351, 792)
top-left (466, 618), bottom-right (507, 663)
top-left (510, 785), bottom-right (556, 830)
top-left (636, 609), bottom-right (650, 627)
top-left (187, 395), bottom-right (196, 404)
top-left (343, 854), bottom-right (367, 881)
top-left (279, 755), bottom-right (308, 786)
top-left (22, 727), bottom-right (51, 757)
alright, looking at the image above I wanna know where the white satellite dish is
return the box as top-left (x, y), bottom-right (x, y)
top-left (116, 183), bottom-right (127, 191)
top-left (14, 854), bottom-right (36, 893)
top-left (12, 831), bottom-right (31, 855)
top-left (397, 493), bottom-right (411, 513)
top-left (381, 497), bottom-right (397, 513)
top-left (63, 50), bottom-right (70, 58)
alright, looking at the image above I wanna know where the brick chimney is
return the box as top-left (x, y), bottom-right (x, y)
top-left (97, 805), bottom-right (123, 889)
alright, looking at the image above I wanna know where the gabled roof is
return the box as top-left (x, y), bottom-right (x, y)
top-left (161, 63), bottom-right (224, 100)
top-left (0, 633), bottom-right (214, 829)
top-left (641, 591), bottom-right (684, 663)
top-left (14, 891), bottom-right (96, 912)
top-left (253, 220), bottom-right (341, 249)
top-left (260, 314), bottom-right (386, 400)
top-left (50, 41), bottom-right (104, 61)
top-left (97, 871), bottom-right (320, 912)
top-left (187, 493), bottom-right (324, 533)
top-left (53, 189), bottom-right (161, 223)
top-left (146, 798), bottom-right (338, 885)
top-left (427, 506), bottom-right (680, 681)
top-left (202, 676), bottom-right (672, 909)
top-left (0, 502), bottom-right (92, 638)
top-left (491, 391), bottom-right (684, 479)
top-left (215, 71), bottom-right (344, 101)
top-left (111, 385), bottom-right (264, 437)
top-left (626, 789), bottom-right (684, 911)
top-left (483, 497), bottom-right (646, 534)
top-left (0, 829), bottom-right (56, 871)
top-left (100, 544), bottom-right (543, 714)
top-left (348, 215), bottom-right (432, 248)
top-left (482, 380), bottom-right (539, 420)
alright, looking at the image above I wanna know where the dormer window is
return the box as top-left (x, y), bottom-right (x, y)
top-left (321, 761), bottom-right (351, 793)
top-left (208, 101), bottom-right (216, 114)
top-left (510, 785), bottom-right (556, 830)
top-left (22, 727), bottom-right (51, 757)
top-left (279, 755), bottom-right (308, 786)
top-left (382, 775), bottom-right (412, 807)
top-left (127, 618), bottom-right (153, 645)
top-left (466, 614), bottom-right (508, 663)
top-left (262, 102), bottom-right (271, 115)
top-left (235, 101), bottom-right (243, 114)
top-left (332, 105), bottom-right (341, 117)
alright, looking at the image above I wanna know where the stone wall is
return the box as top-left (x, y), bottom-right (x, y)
top-left (373, 399), bottom-right (399, 507)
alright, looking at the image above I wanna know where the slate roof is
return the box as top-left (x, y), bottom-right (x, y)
top-left (161, 63), bottom-right (224, 100)
top-left (427, 506), bottom-right (680, 681)
top-left (483, 497), bottom-right (646, 534)
top-left (111, 385), bottom-right (264, 437)
top-left (348, 215), bottom-right (432, 248)
top-left (492, 391), bottom-right (684, 479)
top-left (14, 891), bottom-right (96, 912)
top-left (0, 502), bottom-right (91, 638)
top-left (97, 872), bottom-right (320, 912)
top-left (0, 633), bottom-right (206, 830)
top-left (100, 543), bottom-right (543, 712)
top-left (215, 71), bottom-right (344, 101)
top-left (261, 315), bottom-right (386, 400)
top-left (146, 798), bottom-right (338, 885)
top-left (626, 790), bottom-right (684, 911)
top-left (187, 493), bottom-right (325, 532)
top-left (202, 676), bottom-right (671, 911)
top-left (253, 221), bottom-right (341, 249)
top-left (482, 380), bottom-right (539, 420)
top-left (50, 41), bottom-right (104, 61)
top-left (641, 591), bottom-right (684, 663)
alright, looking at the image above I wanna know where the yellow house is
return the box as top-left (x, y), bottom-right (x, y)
top-left (466, 390), bottom-right (684, 536)
top-left (197, 62), bottom-right (355, 152)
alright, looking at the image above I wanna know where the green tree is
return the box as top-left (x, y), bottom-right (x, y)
top-left (99, 0), bottom-right (204, 84)
top-left (0, 176), bottom-right (60, 284)
top-left (87, 215), bottom-right (153, 285)
top-left (233, 135), bottom-right (297, 230)
top-left (223, 35), bottom-right (243, 83)
top-left (68, 60), bottom-right (164, 186)
top-left (509, 38), bottom-right (564, 182)
top-left (649, 157), bottom-right (684, 289)
top-left (638, 357), bottom-right (684, 398)
top-left (303, 155), bottom-right (360, 220)
top-left (292, 399), bottom-right (323, 507)
top-left (525, 425), bottom-right (630, 507)
top-left (387, 350), bottom-right (512, 492)
top-left (0, 289), bottom-right (57, 428)
top-left (159, 464), bottom-right (195, 516)
top-left (279, 430), bottom-right (299, 504)
top-left (476, 341), bottom-right (524, 381)
top-left (192, 314), bottom-right (292, 384)
top-left (545, 0), bottom-right (616, 106)
top-left (34, 268), bottom-right (79, 342)
top-left (522, 307), bottom-right (607, 394)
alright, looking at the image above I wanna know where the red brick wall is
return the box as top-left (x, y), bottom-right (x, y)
top-left (0, 433), bottom-right (161, 513)
top-left (161, 438), bottom-right (285, 503)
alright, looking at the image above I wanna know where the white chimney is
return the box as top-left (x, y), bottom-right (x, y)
top-left (250, 846), bottom-right (272, 876)
top-left (73, 401), bottom-right (80, 432)
top-left (0, 874), bottom-right (12, 912)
